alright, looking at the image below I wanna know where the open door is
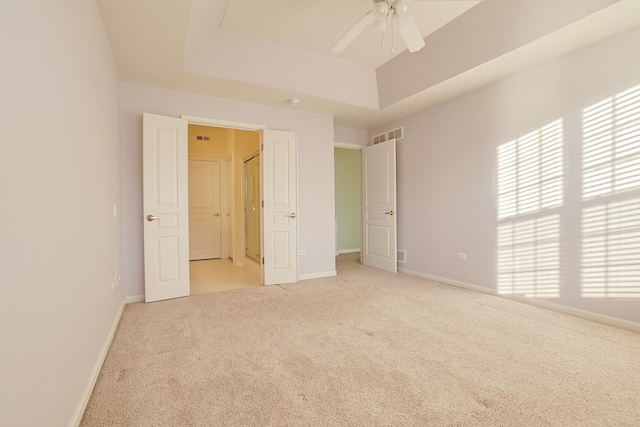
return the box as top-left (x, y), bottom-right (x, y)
top-left (143, 113), bottom-right (190, 302)
top-left (261, 130), bottom-right (298, 285)
top-left (362, 139), bottom-right (397, 273)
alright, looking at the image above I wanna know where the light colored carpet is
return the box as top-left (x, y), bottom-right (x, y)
top-left (82, 253), bottom-right (640, 426)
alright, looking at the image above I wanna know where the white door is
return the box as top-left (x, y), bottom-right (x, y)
top-left (362, 139), bottom-right (397, 273)
top-left (188, 160), bottom-right (221, 260)
top-left (143, 113), bottom-right (190, 302)
top-left (261, 130), bottom-right (298, 285)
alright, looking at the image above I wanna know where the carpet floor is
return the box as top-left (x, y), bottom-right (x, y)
top-left (81, 253), bottom-right (640, 426)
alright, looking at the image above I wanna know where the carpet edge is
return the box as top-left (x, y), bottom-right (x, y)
top-left (399, 268), bottom-right (640, 333)
top-left (68, 298), bottom-right (126, 427)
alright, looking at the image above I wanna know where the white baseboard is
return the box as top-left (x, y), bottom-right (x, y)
top-left (243, 256), bottom-right (261, 277)
top-left (69, 298), bottom-right (126, 427)
top-left (125, 295), bottom-right (144, 303)
top-left (337, 248), bottom-right (361, 255)
top-left (299, 271), bottom-right (337, 281)
top-left (399, 268), bottom-right (640, 333)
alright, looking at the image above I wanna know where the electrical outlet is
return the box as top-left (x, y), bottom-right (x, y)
top-left (113, 203), bottom-right (118, 218)
top-left (457, 252), bottom-right (467, 260)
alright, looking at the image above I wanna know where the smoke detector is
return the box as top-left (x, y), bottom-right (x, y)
top-left (288, 98), bottom-right (301, 106)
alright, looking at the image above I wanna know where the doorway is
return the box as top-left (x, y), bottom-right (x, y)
top-left (142, 113), bottom-right (299, 302)
top-left (334, 145), bottom-right (363, 256)
top-left (187, 124), bottom-right (261, 294)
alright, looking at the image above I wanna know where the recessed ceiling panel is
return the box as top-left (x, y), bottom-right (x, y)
top-left (222, 0), bottom-right (480, 68)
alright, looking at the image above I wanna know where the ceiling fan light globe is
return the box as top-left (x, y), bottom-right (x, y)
top-left (374, 18), bottom-right (388, 31)
top-left (394, 0), bottom-right (412, 18)
top-left (372, 1), bottom-right (390, 20)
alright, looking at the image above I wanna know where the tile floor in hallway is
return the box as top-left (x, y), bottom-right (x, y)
top-left (189, 257), bottom-right (261, 294)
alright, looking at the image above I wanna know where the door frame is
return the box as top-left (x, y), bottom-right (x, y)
top-left (181, 115), bottom-right (274, 286)
top-left (242, 150), bottom-right (261, 277)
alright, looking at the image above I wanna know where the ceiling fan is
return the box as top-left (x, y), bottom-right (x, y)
top-left (331, 0), bottom-right (446, 55)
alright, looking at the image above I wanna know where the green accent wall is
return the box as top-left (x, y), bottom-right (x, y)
top-left (335, 148), bottom-right (362, 252)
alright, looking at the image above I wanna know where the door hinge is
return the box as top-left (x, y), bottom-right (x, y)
top-left (262, 257), bottom-right (265, 265)
top-left (261, 200), bottom-right (264, 208)
top-left (261, 143), bottom-right (263, 151)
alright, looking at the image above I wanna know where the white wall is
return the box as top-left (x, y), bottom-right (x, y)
top-left (120, 83), bottom-right (336, 297)
top-left (0, 1), bottom-right (123, 425)
top-left (370, 28), bottom-right (640, 325)
top-left (334, 125), bottom-right (367, 146)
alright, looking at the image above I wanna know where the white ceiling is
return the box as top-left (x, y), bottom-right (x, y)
top-left (97, 0), bottom-right (640, 129)
top-left (221, 0), bottom-right (480, 68)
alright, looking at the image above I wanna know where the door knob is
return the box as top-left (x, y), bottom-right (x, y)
top-left (287, 213), bottom-right (296, 218)
top-left (214, 213), bottom-right (220, 217)
top-left (385, 210), bottom-right (395, 216)
top-left (146, 215), bottom-right (161, 222)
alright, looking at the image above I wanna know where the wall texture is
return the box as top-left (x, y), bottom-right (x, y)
top-left (335, 148), bottom-right (362, 252)
top-left (369, 28), bottom-right (640, 325)
top-left (120, 83), bottom-right (337, 297)
top-left (0, 1), bottom-right (123, 425)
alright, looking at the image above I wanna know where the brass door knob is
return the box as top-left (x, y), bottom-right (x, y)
top-left (146, 215), bottom-right (161, 222)
top-left (287, 213), bottom-right (296, 218)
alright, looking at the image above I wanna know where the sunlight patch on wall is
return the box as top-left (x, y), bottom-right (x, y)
top-left (497, 120), bottom-right (563, 220)
top-left (582, 84), bottom-right (640, 200)
top-left (581, 85), bottom-right (640, 298)
top-left (581, 198), bottom-right (640, 298)
top-left (496, 119), bottom-right (564, 298)
top-left (497, 215), bottom-right (560, 298)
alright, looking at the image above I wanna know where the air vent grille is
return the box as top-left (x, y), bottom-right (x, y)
top-left (196, 135), bottom-right (210, 141)
top-left (373, 126), bottom-right (404, 144)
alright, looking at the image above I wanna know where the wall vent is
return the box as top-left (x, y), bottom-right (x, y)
top-left (373, 126), bottom-right (404, 144)
top-left (397, 249), bottom-right (406, 264)
top-left (196, 135), bottom-right (210, 141)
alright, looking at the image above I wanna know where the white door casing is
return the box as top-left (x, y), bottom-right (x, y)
top-left (245, 154), bottom-right (261, 263)
top-left (362, 139), bottom-right (397, 273)
top-left (188, 160), bottom-right (222, 260)
top-left (261, 130), bottom-right (298, 285)
top-left (143, 113), bottom-right (190, 302)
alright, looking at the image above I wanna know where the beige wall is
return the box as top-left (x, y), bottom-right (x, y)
top-left (188, 124), bottom-right (229, 159)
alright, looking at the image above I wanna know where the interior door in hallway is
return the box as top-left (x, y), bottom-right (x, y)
top-left (143, 113), bottom-right (190, 302)
top-left (362, 139), bottom-right (397, 273)
top-left (188, 160), bottom-right (222, 260)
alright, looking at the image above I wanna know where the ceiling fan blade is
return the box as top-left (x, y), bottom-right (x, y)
top-left (398, 16), bottom-right (425, 53)
top-left (331, 11), bottom-right (376, 53)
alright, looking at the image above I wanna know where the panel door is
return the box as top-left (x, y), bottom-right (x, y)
top-left (143, 113), bottom-right (190, 302)
top-left (261, 130), bottom-right (298, 285)
top-left (362, 139), bottom-right (397, 273)
top-left (188, 160), bottom-right (221, 260)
